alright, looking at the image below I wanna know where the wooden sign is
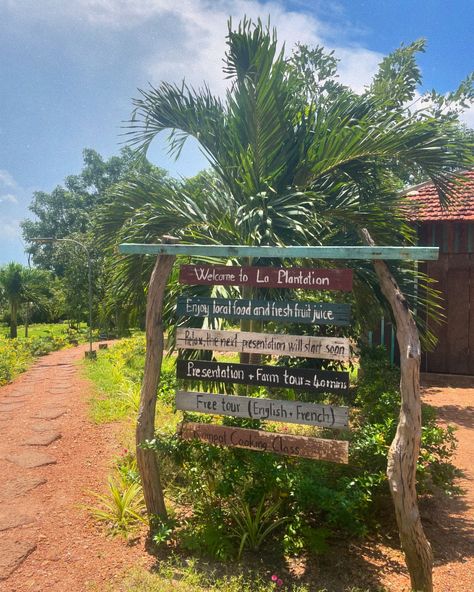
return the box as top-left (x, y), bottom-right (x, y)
top-left (177, 360), bottom-right (349, 393)
top-left (179, 422), bottom-right (349, 463)
top-left (177, 297), bottom-right (351, 326)
top-left (176, 328), bottom-right (351, 361)
top-left (179, 264), bottom-right (353, 291)
top-left (176, 391), bottom-right (348, 428)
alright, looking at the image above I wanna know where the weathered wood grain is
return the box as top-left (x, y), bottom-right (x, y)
top-left (362, 228), bottom-right (433, 591)
top-left (119, 243), bottom-right (439, 261)
top-left (137, 236), bottom-right (177, 520)
top-left (176, 360), bottom-right (350, 393)
top-left (176, 297), bottom-right (351, 325)
top-left (179, 264), bottom-right (353, 291)
top-left (176, 391), bottom-right (349, 428)
top-left (179, 422), bottom-right (349, 463)
top-left (176, 328), bottom-right (351, 361)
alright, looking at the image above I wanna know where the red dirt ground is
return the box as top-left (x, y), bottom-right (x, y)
top-left (0, 345), bottom-right (153, 592)
top-left (0, 346), bottom-right (472, 591)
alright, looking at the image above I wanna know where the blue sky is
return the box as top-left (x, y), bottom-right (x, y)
top-left (1, 0), bottom-right (473, 264)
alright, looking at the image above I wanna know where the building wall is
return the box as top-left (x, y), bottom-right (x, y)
top-left (419, 221), bottom-right (474, 375)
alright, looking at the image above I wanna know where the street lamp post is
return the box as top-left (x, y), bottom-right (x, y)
top-left (30, 237), bottom-right (95, 358)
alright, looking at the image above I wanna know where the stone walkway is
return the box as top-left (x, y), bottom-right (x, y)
top-left (0, 344), bottom-right (147, 592)
top-left (0, 354), bottom-right (74, 583)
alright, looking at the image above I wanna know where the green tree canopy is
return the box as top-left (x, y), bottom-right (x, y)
top-left (21, 147), bottom-right (169, 330)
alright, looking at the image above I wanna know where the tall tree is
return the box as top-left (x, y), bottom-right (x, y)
top-left (100, 19), bottom-right (473, 343)
top-left (22, 147), bottom-right (168, 330)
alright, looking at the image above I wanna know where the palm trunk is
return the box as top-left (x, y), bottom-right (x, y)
top-left (10, 299), bottom-right (18, 339)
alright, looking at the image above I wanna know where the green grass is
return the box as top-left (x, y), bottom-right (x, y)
top-left (83, 336), bottom-right (180, 431)
top-left (0, 322), bottom-right (89, 385)
top-left (95, 559), bottom-right (382, 592)
top-left (0, 321), bottom-right (88, 340)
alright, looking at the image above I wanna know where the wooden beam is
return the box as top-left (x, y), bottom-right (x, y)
top-left (137, 236), bottom-right (178, 520)
top-left (361, 228), bottom-right (433, 592)
top-left (179, 422), bottom-right (349, 463)
top-left (176, 328), bottom-right (351, 361)
top-left (119, 243), bottom-right (439, 261)
top-left (176, 391), bottom-right (349, 428)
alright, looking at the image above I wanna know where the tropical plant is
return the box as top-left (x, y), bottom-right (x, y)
top-left (0, 263), bottom-right (22, 338)
top-left (228, 494), bottom-right (289, 558)
top-left (87, 477), bottom-right (146, 536)
top-left (0, 263), bottom-right (53, 338)
top-left (98, 18), bottom-right (473, 346)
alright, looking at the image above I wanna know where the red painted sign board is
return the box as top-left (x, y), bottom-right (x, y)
top-left (179, 264), bottom-right (353, 291)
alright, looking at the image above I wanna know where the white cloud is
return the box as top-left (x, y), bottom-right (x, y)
top-left (0, 169), bottom-right (18, 189)
top-left (459, 104), bottom-right (474, 129)
top-left (336, 47), bottom-right (382, 93)
top-left (0, 194), bottom-right (19, 204)
top-left (0, 171), bottom-right (30, 246)
top-left (2, 0), bottom-right (382, 95)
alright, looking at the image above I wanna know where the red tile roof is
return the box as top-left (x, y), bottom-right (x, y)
top-left (402, 170), bottom-right (474, 221)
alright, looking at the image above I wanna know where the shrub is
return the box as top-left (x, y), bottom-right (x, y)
top-left (87, 338), bottom-right (460, 559)
top-left (146, 345), bottom-right (460, 557)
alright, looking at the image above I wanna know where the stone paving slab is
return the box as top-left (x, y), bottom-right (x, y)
top-left (30, 422), bottom-right (59, 432)
top-left (5, 451), bottom-right (57, 469)
top-left (0, 402), bottom-right (26, 411)
top-left (0, 538), bottom-right (37, 581)
top-left (0, 511), bottom-right (36, 532)
top-left (24, 432), bottom-right (62, 446)
top-left (0, 477), bottom-right (46, 502)
top-left (2, 396), bottom-right (28, 403)
top-left (32, 409), bottom-right (67, 420)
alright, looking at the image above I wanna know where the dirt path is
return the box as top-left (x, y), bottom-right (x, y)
top-left (0, 345), bottom-right (149, 592)
top-left (419, 374), bottom-right (474, 592)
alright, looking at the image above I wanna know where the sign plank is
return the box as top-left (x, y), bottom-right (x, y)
top-left (119, 243), bottom-right (439, 261)
top-left (176, 328), bottom-right (351, 362)
top-left (177, 360), bottom-right (349, 393)
top-left (177, 297), bottom-right (351, 326)
top-left (179, 264), bottom-right (353, 291)
top-left (179, 422), bottom-right (349, 463)
top-left (176, 391), bottom-right (348, 428)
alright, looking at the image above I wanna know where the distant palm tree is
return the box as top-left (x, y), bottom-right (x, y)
top-left (0, 263), bottom-right (52, 338)
top-left (0, 263), bottom-right (24, 338)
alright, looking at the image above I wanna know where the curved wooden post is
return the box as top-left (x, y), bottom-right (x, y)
top-left (137, 236), bottom-right (177, 520)
top-left (362, 229), bottom-right (433, 592)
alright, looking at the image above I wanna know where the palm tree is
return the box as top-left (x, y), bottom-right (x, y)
top-left (0, 263), bottom-right (24, 338)
top-left (99, 19), bottom-right (472, 344)
top-left (0, 263), bottom-right (53, 338)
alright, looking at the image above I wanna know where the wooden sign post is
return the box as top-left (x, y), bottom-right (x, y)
top-left (176, 360), bottom-right (350, 393)
top-left (177, 296), bottom-right (351, 325)
top-left (119, 239), bottom-right (439, 592)
top-left (176, 328), bottom-right (350, 361)
top-left (180, 422), bottom-right (349, 463)
top-left (176, 391), bottom-right (349, 428)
